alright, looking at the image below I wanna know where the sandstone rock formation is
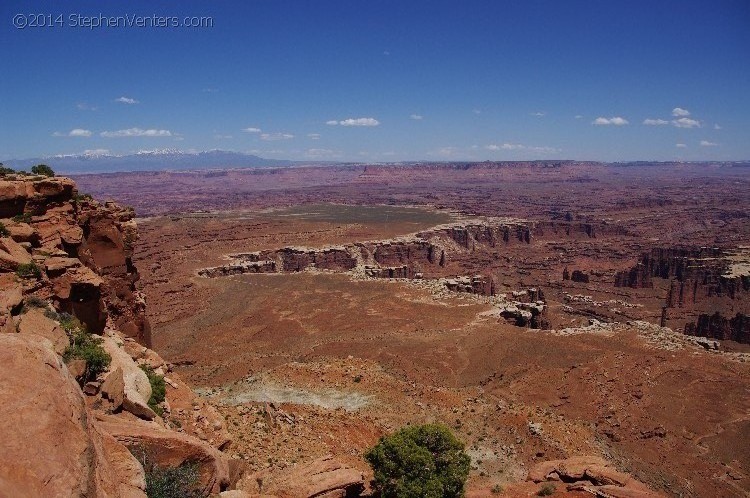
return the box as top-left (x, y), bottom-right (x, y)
top-left (527, 456), bottom-right (664, 497)
top-left (616, 247), bottom-right (750, 343)
top-left (0, 236), bottom-right (33, 271)
top-left (242, 455), bottom-right (364, 498)
top-left (0, 176), bottom-right (150, 344)
top-left (100, 335), bottom-right (156, 420)
top-left (0, 333), bottom-right (146, 498)
top-left (0, 175), bottom-right (237, 497)
top-left (95, 413), bottom-right (230, 496)
top-left (16, 308), bottom-right (69, 355)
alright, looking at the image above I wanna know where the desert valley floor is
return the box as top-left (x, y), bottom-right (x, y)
top-left (75, 161), bottom-right (750, 497)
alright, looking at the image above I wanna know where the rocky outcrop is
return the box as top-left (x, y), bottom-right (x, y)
top-left (616, 247), bottom-right (750, 343)
top-left (199, 260), bottom-right (276, 278)
top-left (95, 413), bottom-right (230, 495)
top-left (615, 247), bottom-right (726, 289)
top-left (0, 333), bottom-right (147, 498)
top-left (571, 270), bottom-right (589, 283)
top-left (0, 236), bottom-right (33, 271)
top-left (0, 177), bottom-right (150, 344)
top-left (434, 223), bottom-right (531, 248)
top-left (527, 456), bottom-right (664, 497)
top-left (0, 177), bottom-right (76, 218)
top-left (444, 274), bottom-right (495, 295)
top-left (76, 200), bottom-right (150, 344)
top-left (244, 455), bottom-right (364, 498)
top-left (364, 265), bottom-right (410, 279)
top-left (201, 239), bottom-right (443, 279)
top-left (684, 312), bottom-right (749, 343)
top-left (16, 308), bottom-right (69, 355)
top-left (100, 336), bottom-right (156, 420)
top-left (0, 175), bottom-right (235, 497)
top-left (371, 240), bottom-right (440, 267)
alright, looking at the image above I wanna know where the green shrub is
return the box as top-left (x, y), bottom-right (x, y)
top-left (74, 193), bottom-right (94, 202)
top-left (135, 450), bottom-right (202, 498)
top-left (140, 365), bottom-right (167, 416)
top-left (491, 484), bottom-right (503, 494)
top-left (63, 330), bottom-right (111, 382)
top-left (23, 295), bottom-right (48, 311)
top-left (365, 424), bottom-right (471, 498)
top-left (31, 164), bottom-right (55, 177)
top-left (0, 165), bottom-right (16, 176)
top-left (16, 262), bottom-right (42, 278)
top-left (57, 312), bottom-right (83, 333)
top-left (537, 483), bottom-right (555, 496)
top-left (0, 222), bottom-right (8, 237)
top-left (12, 212), bottom-right (32, 223)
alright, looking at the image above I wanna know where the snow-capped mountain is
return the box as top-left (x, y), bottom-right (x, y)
top-left (2, 150), bottom-right (295, 174)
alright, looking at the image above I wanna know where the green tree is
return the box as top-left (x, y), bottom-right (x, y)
top-left (365, 424), bottom-right (471, 498)
top-left (0, 164), bottom-right (16, 176)
top-left (31, 164), bottom-right (55, 177)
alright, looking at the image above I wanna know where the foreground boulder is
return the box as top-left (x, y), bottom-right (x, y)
top-left (95, 412), bottom-right (231, 495)
top-left (527, 456), bottom-right (664, 497)
top-left (245, 455), bottom-right (365, 498)
top-left (0, 236), bottom-right (32, 271)
top-left (0, 333), bottom-right (146, 497)
top-left (101, 335), bottom-right (156, 420)
top-left (16, 308), bottom-right (70, 355)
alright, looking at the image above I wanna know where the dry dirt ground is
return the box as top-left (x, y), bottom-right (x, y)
top-left (133, 202), bottom-right (750, 497)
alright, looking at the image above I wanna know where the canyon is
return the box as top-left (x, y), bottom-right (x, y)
top-left (2, 161), bottom-right (749, 497)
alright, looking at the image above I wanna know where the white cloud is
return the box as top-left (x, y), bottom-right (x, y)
top-left (672, 107), bottom-right (690, 117)
top-left (53, 128), bottom-right (93, 137)
top-left (242, 127), bottom-right (262, 133)
top-left (714, 123), bottom-right (722, 130)
top-left (592, 116), bottom-right (629, 126)
top-left (530, 111), bottom-right (545, 117)
top-left (307, 133), bottom-right (321, 140)
top-left (260, 132), bottom-right (294, 141)
top-left (82, 149), bottom-right (110, 156)
top-left (700, 140), bottom-right (717, 147)
top-left (672, 117), bottom-right (701, 128)
top-left (214, 134), bottom-right (233, 139)
top-left (410, 114), bottom-right (423, 120)
top-left (485, 143), bottom-right (560, 153)
top-left (202, 88), bottom-right (219, 93)
top-left (486, 143), bottom-right (523, 151)
top-left (675, 143), bottom-right (687, 148)
top-left (69, 128), bottom-right (92, 137)
top-left (100, 127), bottom-right (173, 138)
top-left (574, 115), bottom-right (583, 119)
top-left (115, 96), bottom-right (139, 105)
top-left (643, 118), bottom-right (669, 126)
top-left (437, 147), bottom-right (458, 156)
top-left (76, 102), bottom-right (97, 111)
top-left (304, 148), bottom-right (342, 159)
top-left (248, 148), bottom-right (287, 155)
top-left (328, 117), bottom-right (380, 127)
top-left (472, 109), bottom-right (482, 115)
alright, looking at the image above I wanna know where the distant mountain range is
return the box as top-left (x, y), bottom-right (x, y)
top-left (3, 150), bottom-right (749, 175)
top-left (2, 149), bottom-right (296, 174)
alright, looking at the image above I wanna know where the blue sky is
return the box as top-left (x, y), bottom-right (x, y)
top-left (1, 0), bottom-right (748, 163)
